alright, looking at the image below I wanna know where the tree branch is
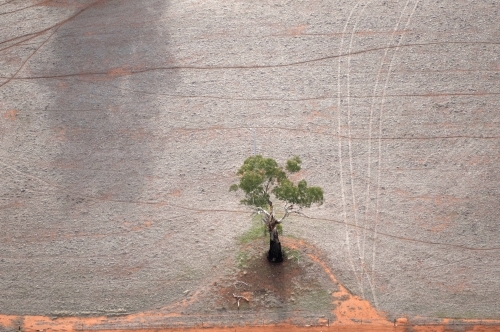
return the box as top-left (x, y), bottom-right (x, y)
top-left (264, 177), bottom-right (272, 194)
top-left (253, 207), bottom-right (270, 218)
top-left (233, 293), bottom-right (250, 302)
top-left (276, 211), bottom-right (288, 223)
top-left (233, 293), bottom-right (250, 309)
top-left (234, 281), bottom-right (250, 287)
top-left (277, 203), bottom-right (306, 223)
top-left (253, 207), bottom-right (271, 227)
top-left (277, 203), bottom-right (296, 223)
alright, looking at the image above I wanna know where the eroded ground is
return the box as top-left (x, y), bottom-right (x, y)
top-left (2, 238), bottom-right (500, 331)
top-left (2, 240), bottom-right (500, 331)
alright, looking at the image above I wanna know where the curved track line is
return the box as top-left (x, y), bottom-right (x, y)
top-left (345, 0), bottom-right (375, 300)
top-left (0, 27), bottom-right (59, 88)
top-left (371, 0), bottom-right (413, 308)
top-left (0, 0), bottom-right (104, 89)
top-left (296, 213), bottom-right (500, 252)
top-left (100, 80), bottom-right (500, 102)
top-left (0, 0), bottom-right (16, 8)
top-left (337, 1), bottom-right (364, 297)
top-left (3, 156), bottom-right (498, 253)
top-left (372, 0), bottom-right (421, 307)
top-left (362, 0), bottom-right (413, 309)
top-left (0, 0), bottom-right (47, 16)
top-left (2, 41), bottom-right (498, 79)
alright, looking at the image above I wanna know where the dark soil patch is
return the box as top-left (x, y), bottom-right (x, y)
top-left (214, 239), bottom-right (337, 314)
top-left (237, 251), bottom-right (302, 300)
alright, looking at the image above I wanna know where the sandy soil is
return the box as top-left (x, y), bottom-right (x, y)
top-left (0, 0), bottom-right (499, 328)
top-left (2, 237), bottom-right (500, 331)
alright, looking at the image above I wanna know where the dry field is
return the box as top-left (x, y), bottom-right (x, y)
top-left (0, 0), bottom-right (499, 330)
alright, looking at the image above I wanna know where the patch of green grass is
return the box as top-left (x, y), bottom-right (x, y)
top-left (236, 251), bottom-right (250, 269)
top-left (283, 247), bottom-right (301, 262)
top-left (238, 217), bottom-right (267, 244)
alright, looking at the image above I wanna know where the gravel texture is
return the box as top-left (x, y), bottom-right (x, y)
top-left (0, 0), bottom-right (499, 322)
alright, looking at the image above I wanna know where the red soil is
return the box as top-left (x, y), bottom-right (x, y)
top-left (1, 238), bottom-right (499, 332)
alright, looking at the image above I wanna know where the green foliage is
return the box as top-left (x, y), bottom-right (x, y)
top-left (230, 155), bottom-right (324, 208)
top-left (286, 155), bottom-right (302, 173)
top-left (274, 179), bottom-right (324, 207)
top-left (276, 223), bottom-right (283, 235)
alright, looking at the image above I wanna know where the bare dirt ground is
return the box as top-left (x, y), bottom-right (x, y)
top-left (0, 0), bottom-right (499, 330)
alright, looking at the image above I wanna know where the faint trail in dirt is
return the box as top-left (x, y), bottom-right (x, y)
top-left (422, 257), bottom-right (474, 271)
top-left (0, 212), bottom-right (187, 250)
top-left (364, 0), bottom-right (413, 308)
top-left (0, 0), bottom-right (46, 16)
top-left (0, 0), bottom-right (17, 8)
top-left (32, 122), bottom-right (500, 142)
top-left (0, 26), bottom-right (60, 88)
top-left (0, 0), bottom-right (104, 89)
top-left (108, 82), bottom-right (334, 102)
top-left (0, 31), bottom-right (35, 46)
top-left (368, 0), bottom-right (418, 307)
top-left (3, 143), bottom-right (496, 258)
top-left (345, 0), bottom-right (373, 300)
top-left (282, 238), bottom-right (390, 326)
top-left (0, 159), bottom-right (65, 192)
top-left (2, 41), bottom-right (498, 80)
top-left (336, 1), bottom-right (363, 297)
top-left (0, 159), bottom-right (213, 216)
top-left (2, 156), bottom-right (498, 257)
top-left (296, 213), bottom-right (500, 252)
top-left (363, 11), bottom-right (397, 279)
top-left (0, 32), bottom-right (47, 52)
top-left (89, 81), bottom-right (500, 102)
top-left (3, 113), bottom-right (496, 142)
top-left (372, 0), bottom-right (421, 309)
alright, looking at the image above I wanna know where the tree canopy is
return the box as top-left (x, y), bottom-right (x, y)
top-left (229, 155), bottom-right (324, 209)
top-left (230, 155), bottom-right (324, 262)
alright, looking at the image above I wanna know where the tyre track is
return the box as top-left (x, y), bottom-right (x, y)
top-left (371, 0), bottom-right (421, 308)
top-left (345, 0), bottom-right (373, 300)
top-left (336, 0), bottom-right (364, 297)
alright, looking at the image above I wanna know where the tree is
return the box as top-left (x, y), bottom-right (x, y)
top-left (230, 155), bottom-right (324, 262)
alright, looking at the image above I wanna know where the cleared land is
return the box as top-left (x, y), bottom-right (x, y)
top-left (0, 0), bottom-right (499, 329)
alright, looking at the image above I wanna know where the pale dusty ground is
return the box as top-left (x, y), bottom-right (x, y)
top-left (0, 0), bottom-right (499, 325)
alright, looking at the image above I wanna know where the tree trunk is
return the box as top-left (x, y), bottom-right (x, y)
top-left (267, 228), bottom-right (283, 263)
